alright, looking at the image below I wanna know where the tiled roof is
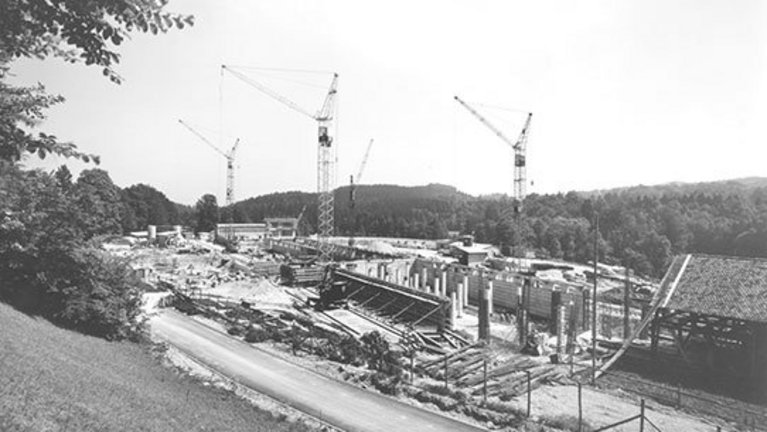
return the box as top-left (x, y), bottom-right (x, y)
top-left (658, 254), bottom-right (767, 323)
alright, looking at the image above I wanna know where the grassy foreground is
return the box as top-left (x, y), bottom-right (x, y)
top-left (0, 302), bottom-right (310, 432)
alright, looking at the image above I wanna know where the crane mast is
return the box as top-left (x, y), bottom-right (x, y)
top-left (513, 113), bottom-right (532, 208)
top-left (350, 138), bottom-right (374, 209)
top-left (316, 74), bottom-right (339, 261)
top-left (178, 119), bottom-right (240, 206)
top-left (226, 139), bottom-right (240, 207)
top-left (453, 96), bottom-right (532, 209)
top-left (222, 66), bottom-right (339, 261)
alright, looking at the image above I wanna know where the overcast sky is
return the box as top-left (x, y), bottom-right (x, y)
top-left (11, 0), bottom-right (767, 205)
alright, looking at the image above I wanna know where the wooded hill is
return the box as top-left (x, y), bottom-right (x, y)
top-left (76, 172), bottom-right (767, 280)
top-left (221, 179), bottom-right (767, 278)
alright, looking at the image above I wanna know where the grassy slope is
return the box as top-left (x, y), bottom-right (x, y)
top-left (0, 303), bottom-right (309, 432)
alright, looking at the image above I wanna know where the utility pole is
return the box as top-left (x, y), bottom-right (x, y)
top-left (591, 212), bottom-right (599, 385)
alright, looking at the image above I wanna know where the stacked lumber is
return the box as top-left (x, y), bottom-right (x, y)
top-left (251, 261), bottom-right (281, 277)
top-left (281, 265), bottom-right (324, 286)
top-left (420, 344), bottom-right (487, 377)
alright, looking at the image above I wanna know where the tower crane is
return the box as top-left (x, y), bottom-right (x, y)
top-left (295, 204), bottom-right (308, 237)
top-left (453, 96), bottom-right (532, 214)
top-left (178, 119), bottom-right (240, 206)
top-left (350, 138), bottom-right (374, 209)
top-left (222, 65), bottom-right (339, 262)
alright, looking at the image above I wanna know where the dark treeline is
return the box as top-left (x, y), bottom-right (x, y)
top-left (221, 181), bottom-right (767, 278)
top-left (1, 164), bottom-right (145, 339)
top-left (27, 171), bottom-right (767, 281)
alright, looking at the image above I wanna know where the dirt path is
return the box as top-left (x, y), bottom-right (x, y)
top-left (507, 384), bottom-right (718, 431)
top-left (151, 310), bottom-right (486, 432)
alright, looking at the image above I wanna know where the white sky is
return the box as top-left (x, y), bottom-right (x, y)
top-left (11, 0), bottom-right (767, 205)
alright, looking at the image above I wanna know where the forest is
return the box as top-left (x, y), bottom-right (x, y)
top-left (226, 180), bottom-right (767, 278)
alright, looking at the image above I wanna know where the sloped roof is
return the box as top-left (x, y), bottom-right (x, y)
top-left (657, 254), bottom-right (767, 323)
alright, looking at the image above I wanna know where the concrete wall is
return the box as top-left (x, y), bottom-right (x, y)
top-left (409, 258), bottom-right (587, 325)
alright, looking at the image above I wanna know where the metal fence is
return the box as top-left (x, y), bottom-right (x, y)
top-left (594, 368), bottom-right (767, 431)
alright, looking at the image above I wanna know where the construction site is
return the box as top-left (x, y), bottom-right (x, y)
top-left (98, 65), bottom-right (767, 432)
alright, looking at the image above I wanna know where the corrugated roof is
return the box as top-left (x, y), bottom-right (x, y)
top-left (659, 254), bottom-right (767, 323)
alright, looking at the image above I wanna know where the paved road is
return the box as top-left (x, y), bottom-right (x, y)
top-left (151, 311), bottom-right (485, 432)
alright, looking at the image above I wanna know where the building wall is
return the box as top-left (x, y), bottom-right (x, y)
top-left (216, 224), bottom-right (267, 240)
top-left (409, 258), bottom-right (587, 325)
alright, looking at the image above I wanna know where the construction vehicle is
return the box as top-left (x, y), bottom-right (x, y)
top-left (306, 265), bottom-right (350, 311)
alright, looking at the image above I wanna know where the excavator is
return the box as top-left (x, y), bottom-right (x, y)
top-left (306, 265), bottom-right (350, 311)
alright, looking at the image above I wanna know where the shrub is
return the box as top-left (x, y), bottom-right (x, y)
top-left (244, 327), bottom-right (270, 343)
top-left (540, 414), bottom-right (593, 432)
top-left (227, 325), bottom-right (245, 336)
top-left (370, 372), bottom-right (402, 396)
top-left (360, 331), bottom-right (402, 375)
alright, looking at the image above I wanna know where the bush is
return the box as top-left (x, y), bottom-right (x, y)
top-left (0, 165), bottom-right (145, 341)
top-left (336, 335), bottom-right (365, 365)
top-left (244, 327), bottom-right (270, 343)
top-left (540, 414), bottom-right (593, 432)
top-left (405, 387), bottom-right (460, 411)
top-left (27, 247), bottom-right (143, 340)
top-left (227, 325), bottom-right (245, 336)
top-left (422, 384), bottom-right (469, 403)
top-left (360, 331), bottom-right (402, 375)
top-left (370, 372), bottom-right (402, 396)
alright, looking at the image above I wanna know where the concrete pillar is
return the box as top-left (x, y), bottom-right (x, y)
top-left (148, 225), bottom-right (157, 241)
top-left (487, 279), bottom-right (494, 316)
top-left (421, 268), bottom-right (428, 289)
top-left (173, 225), bottom-right (182, 236)
top-left (449, 292), bottom-right (457, 331)
top-left (456, 283), bottom-right (464, 318)
top-left (441, 270), bottom-right (448, 297)
top-left (557, 304), bottom-right (567, 356)
top-left (413, 273), bottom-right (420, 290)
top-left (463, 274), bottom-right (470, 306)
top-left (519, 278), bottom-right (531, 346)
top-left (550, 289), bottom-right (562, 333)
top-left (435, 278), bottom-right (441, 298)
top-left (623, 268), bottom-right (631, 340)
top-left (479, 280), bottom-right (491, 341)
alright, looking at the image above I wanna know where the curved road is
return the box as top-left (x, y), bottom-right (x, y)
top-left (151, 311), bottom-right (485, 432)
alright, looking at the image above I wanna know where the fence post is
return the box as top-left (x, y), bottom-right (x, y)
top-left (526, 370), bottom-right (532, 418)
top-left (483, 359), bottom-right (488, 403)
top-left (639, 399), bottom-right (645, 432)
top-left (578, 381), bottom-right (583, 432)
top-left (444, 356), bottom-right (448, 390)
top-left (410, 351), bottom-right (415, 385)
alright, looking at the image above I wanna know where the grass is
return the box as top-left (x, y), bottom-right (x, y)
top-left (0, 302), bottom-right (313, 432)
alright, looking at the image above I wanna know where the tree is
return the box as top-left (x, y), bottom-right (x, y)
top-left (54, 164), bottom-right (73, 190)
top-left (195, 194), bottom-right (219, 233)
top-left (0, 1), bottom-right (193, 163)
top-left (73, 168), bottom-right (124, 238)
top-left (0, 163), bottom-right (141, 339)
top-left (0, 0), bottom-right (193, 83)
top-left (121, 183), bottom-right (180, 231)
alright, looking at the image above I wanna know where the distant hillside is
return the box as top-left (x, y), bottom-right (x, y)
top-left (225, 183), bottom-right (471, 238)
top-left (0, 302), bottom-right (308, 431)
top-left (580, 177), bottom-right (767, 198)
top-left (217, 178), bottom-right (767, 277)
